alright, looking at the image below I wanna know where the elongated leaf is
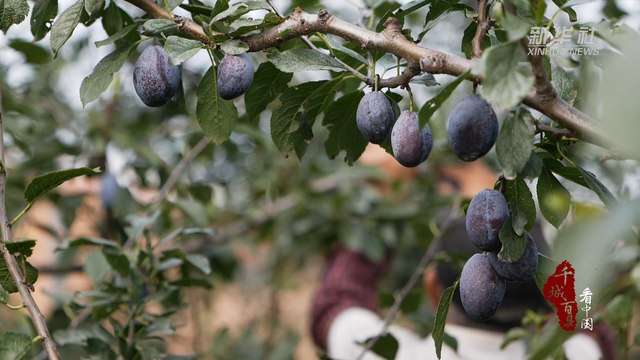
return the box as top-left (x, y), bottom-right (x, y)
top-left (0, 258), bottom-right (39, 293)
top-left (578, 166), bottom-right (619, 210)
top-left (228, 12), bottom-right (283, 37)
top-left (360, 333), bottom-right (398, 360)
top-left (0, 0), bottom-right (29, 33)
top-left (473, 42), bottom-right (534, 108)
top-left (84, 0), bottom-right (103, 16)
top-left (432, 277), bottom-right (459, 359)
top-left (30, 0), bottom-right (58, 41)
top-left (94, 23), bottom-right (138, 47)
top-left (80, 44), bottom-right (135, 107)
top-left (211, 0), bottom-right (270, 23)
top-left (496, 109), bottom-right (534, 179)
top-left (537, 167), bottom-right (571, 228)
top-left (53, 329), bottom-right (94, 346)
top-left (196, 67), bottom-right (238, 144)
top-left (541, 158), bottom-right (588, 187)
top-left (0, 332), bottom-right (32, 359)
top-left (419, 0), bottom-right (475, 40)
top-left (57, 237), bottom-right (120, 251)
top-left (25, 167), bottom-right (101, 204)
top-left (164, 35), bottom-right (202, 66)
top-left (503, 177), bottom-right (536, 231)
top-left (245, 62), bottom-right (293, 120)
top-left (268, 49), bottom-right (346, 73)
top-left (51, 0), bottom-right (85, 56)
top-left (323, 91), bottom-right (367, 165)
top-left (498, 216), bottom-right (526, 261)
top-left (220, 39), bottom-right (248, 55)
top-left (325, 36), bottom-right (368, 66)
top-left (553, 0), bottom-right (577, 21)
top-left (271, 79), bottom-right (342, 159)
top-left (186, 254), bottom-right (211, 275)
top-left (9, 40), bottom-right (51, 65)
top-left (418, 71), bottom-right (471, 130)
top-left (551, 67), bottom-right (577, 106)
top-left (142, 18), bottom-right (178, 36)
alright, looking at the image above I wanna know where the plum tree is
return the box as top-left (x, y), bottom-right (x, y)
top-left (489, 232), bottom-right (539, 282)
top-left (217, 53), bottom-right (255, 100)
top-left (448, 94), bottom-right (498, 162)
top-left (133, 45), bottom-right (180, 107)
top-left (356, 91), bottom-right (395, 144)
top-left (391, 111), bottom-right (433, 167)
top-left (466, 189), bottom-right (509, 252)
top-left (460, 253), bottom-right (506, 321)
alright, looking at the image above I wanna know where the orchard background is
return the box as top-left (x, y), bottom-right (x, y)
top-left (1, 0), bottom-right (640, 359)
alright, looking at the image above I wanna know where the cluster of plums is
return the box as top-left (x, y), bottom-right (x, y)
top-left (356, 92), bottom-right (499, 167)
top-left (133, 45), bottom-right (254, 107)
top-left (459, 189), bottom-right (539, 321)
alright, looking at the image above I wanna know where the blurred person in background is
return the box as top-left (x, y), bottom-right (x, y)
top-left (310, 144), bottom-right (614, 360)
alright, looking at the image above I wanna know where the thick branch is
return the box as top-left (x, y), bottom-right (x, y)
top-left (122, 0), bottom-right (609, 149)
top-left (0, 86), bottom-right (60, 359)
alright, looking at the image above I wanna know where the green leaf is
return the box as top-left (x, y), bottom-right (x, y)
top-left (53, 329), bottom-right (94, 346)
top-left (432, 277), bottom-right (459, 359)
top-left (368, 333), bottom-right (399, 360)
top-left (534, 253), bottom-right (557, 293)
top-left (325, 36), bottom-right (369, 66)
top-left (552, 0), bottom-right (577, 22)
top-left (498, 216), bottom-right (526, 261)
top-left (409, 73), bottom-right (439, 86)
top-left (541, 158), bottom-right (588, 188)
top-left (474, 42), bottom-right (534, 108)
top-left (496, 108), bottom-right (535, 180)
top-left (443, 332), bottom-right (458, 353)
top-left (30, 0), bottom-right (58, 41)
top-left (501, 327), bottom-right (529, 349)
top-left (101, 1), bottom-right (140, 46)
top-left (210, 0), bottom-right (228, 17)
top-left (419, 0), bottom-right (475, 40)
top-left (498, 11), bottom-right (531, 41)
top-left (169, 278), bottom-right (213, 289)
top-left (537, 166), bottom-right (571, 228)
top-left (142, 18), bottom-right (178, 36)
top-left (84, 0), bottom-right (103, 16)
top-left (578, 166), bottom-right (619, 210)
top-left (83, 251), bottom-right (109, 284)
top-left (528, 322), bottom-right (572, 360)
top-left (25, 167), bottom-right (101, 204)
top-left (94, 22), bottom-right (139, 48)
top-left (519, 151), bottom-right (543, 180)
top-left (228, 13), bottom-right (282, 36)
top-left (196, 66), bottom-right (238, 144)
top-left (461, 20), bottom-right (491, 59)
top-left (186, 254), bottom-right (211, 275)
top-left (418, 71), bottom-right (472, 130)
top-left (503, 177), bottom-right (536, 231)
top-left (0, 285), bottom-right (9, 304)
top-left (271, 79), bottom-right (342, 159)
top-left (5, 238), bottom-right (36, 257)
top-left (211, 0), bottom-right (270, 23)
top-left (245, 62), bottom-right (293, 120)
top-left (0, 258), bottom-right (39, 293)
top-left (268, 49), bottom-right (346, 73)
top-left (0, 332), bottom-right (32, 359)
top-left (551, 67), bottom-right (577, 106)
top-left (0, 0), bottom-right (29, 33)
top-left (157, 0), bottom-right (182, 11)
top-left (323, 91), bottom-right (368, 166)
top-left (57, 237), bottom-right (119, 251)
top-left (102, 247), bottom-right (130, 276)
top-left (9, 40), bottom-right (51, 65)
top-left (220, 39), bottom-right (248, 55)
top-left (510, 203), bottom-right (528, 236)
top-left (164, 35), bottom-right (202, 66)
top-left (50, 0), bottom-right (85, 56)
top-left (80, 44), bottom-right (135, 107)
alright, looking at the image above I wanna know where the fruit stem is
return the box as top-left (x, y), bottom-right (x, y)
top-left (407, 85), bottom-right (414, 112)
top-left (374, 74), bottom-right (379, 92)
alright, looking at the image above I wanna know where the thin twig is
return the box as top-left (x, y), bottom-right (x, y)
top-left (355, 204), bottom-right (461, 360)
top-left (471, 0), bottom-right (495, 60)
top-left (0, 79), bottom-right (61, 360)
top-left (534, 122), bottom-right (576, 139)
top-left (150, 136), bottom-right (210, 208)
top-left (34, 308), bottom-right (92, 360)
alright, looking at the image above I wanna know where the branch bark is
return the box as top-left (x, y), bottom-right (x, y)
top-left (121, 0), bottom-right (609, 148)
top-left (471, 0), bottom-right (495, 60)
top-left (0, 85), bottom-right (60, 359)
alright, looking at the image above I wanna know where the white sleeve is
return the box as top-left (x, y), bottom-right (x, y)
top-left (563, 333), bottom-right (603, 360)
top-left (326, 307), bottom-right (434, 360)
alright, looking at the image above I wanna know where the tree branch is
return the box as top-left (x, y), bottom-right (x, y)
top-left (535, 122), bottom-right (576, 139)
top-left (0, 85), bottom-right (60, 359)
top-left (121, 0), bottom-right (610, 148)
top-left (471, 0), bottom-right (495, 60)
top-left (355, 205), bottom-right (461, 360)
